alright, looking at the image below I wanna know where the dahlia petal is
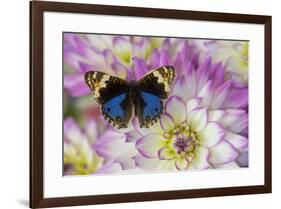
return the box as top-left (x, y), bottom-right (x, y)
top-left (132, 42), bottom-right (145, 59)
top-left (86, 35), bottom-right (109, 52)
top-left (224, 131), bottom-right (248, 151)
top-left (80, 139), bottom-right (94, 162)
top-left (196, 57), bottom-right (211, 91)
top-left (125, 130), bottom-right (142, 143)
top-left (132, 118), bottom-right (149, 136)
top-left (185, 69), bottom-right (197, 99)
top-left (102, 49), bottom-right (114, 65)
top-left (159, 50), bottom-right (172, 66)
top-left (187, 108), bottom-right (207, 132)
top-left (220, 110), bottom-right (248, 133)
top-left (192, 146), bottom-right (210, 169)
top-left (113, 36), bottom-right (130, 51)
top-left (175, 156), bottom-right (188, 170)
top-left (111, 62), bottom-right (128, 79)
top-left (157, 159), bottom-right (177, 171)
top-left (136, 133), bottom-right (165, 158)
top-left (160, 113), bottom-right (175, 132)
top-left (85, 120), bottom-right (98, 144)
top-left (186, 98), bottom-right (202, 115)
top-left (113, 37), bottom-right (131, 63)
top-left (94, 129), bottom-right (127, 159)
top-left (208, 110), bottom-right (225, 122)
top-left (198, 80), bottom-right (214, 107)
top-left (219, 109), bottom-right (245, 127)
top-left (114, 148), bottom-right (139, 170)
top-left (64, 52), bottom-right (89, 73)
top-left (79, 62), bottom-right (94, 72)
top-left (165, 96), bottom-right (187, 126)
top-left (149, 121), bottom-right (163, 134)
top-left (133, 57), bottom-right (149, 80)
top-left (133, 154), bottom-right (161, 171)
top-left (214, 161), bottom-right (240, 169)
top-left (211, 80), bottom-right (232, 109)
top-left (209, 140), bottom-right (239, 165)
top-left (210, 62), bottom-right (225, 87)
top-left (158, 147), bottom-right (175, 160)
top-left (161, 39), bottom-right (171, 51)
top-left (96, 162), bottom-right (122, 174)
top-left (66, 34), bottom-right (88, 55)
top-left (236, 151), bottom-right (248, 167)
top-left (228, 115), bottom-right (248, 133)
top-left (171, 76), bottom-right (190, 102)
top-left (64, 118), bottom-right (83, 145)
top-left (222, 88), bottom-right (248, 109)
top-left (197, 122), bottom-right (224, 147)
top-left (64, 74), bottom-right (91, 97)
top-left (148, 49), bottom-right (160, 69)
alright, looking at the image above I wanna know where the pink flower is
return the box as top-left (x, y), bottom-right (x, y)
top-left (64, 117), bottom-right (125, 175)
top-left (134, 96), bottom-right (247, 171)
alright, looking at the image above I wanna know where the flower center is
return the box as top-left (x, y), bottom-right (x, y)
top-left (173, 134), bottom-right (191, 153)
top-left (162, 123), bottom-right (199, 164)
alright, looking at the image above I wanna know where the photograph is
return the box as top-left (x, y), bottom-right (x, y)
top-left (63, 33), bottom-right (249, 176)
top-left (29, 2), bottom-right (271, 207)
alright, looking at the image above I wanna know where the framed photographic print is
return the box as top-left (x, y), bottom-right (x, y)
top-left (30, 1), bottom-right (272, 208)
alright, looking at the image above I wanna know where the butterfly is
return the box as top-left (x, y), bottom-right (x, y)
top-left (85, 65), bottom-right (175, 129)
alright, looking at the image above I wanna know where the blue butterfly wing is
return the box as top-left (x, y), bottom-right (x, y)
top-left (101, 93), bottom-right (133, 128)
top-left (135, 92), bottom-right (163, 128)
top-left (85, 71), bottom-right (133, 128)
top-left (135, 66), bottom-right (175, 128)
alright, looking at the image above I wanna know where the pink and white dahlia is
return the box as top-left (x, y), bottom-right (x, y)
top-left (133, 56), bottom-right (248, 171)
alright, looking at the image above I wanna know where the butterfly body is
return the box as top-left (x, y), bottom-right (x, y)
top-left (85, 66), bottom-right (175, 129)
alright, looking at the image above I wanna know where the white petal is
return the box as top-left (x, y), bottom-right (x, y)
top-left (171, 76), bottom-right (190, 102)
top-left (160, 114), bottom-right (175, 132)
top-left (197, 122), bottom-right (224, 147)
top-left (175, 156), bottom-right (189, 170)
top-left (209, 140), bottom-right (239, 165)
top-left (220, 109), bottom-right (248, 133)
top-left (85, 120), bottom-right (98, 144)
top-left (134, 154), bottom-right (161, 171)
top-left (198, 80), bottom-right (214, 107)
top-left (208, 110), bottom-right (225, 122)
top-left (165, 96), bottom-right (187, 126)
top-left (186, 70), bottom-right (197, 100)
top-left (219, 110), bottom-right (243, 126)
top-left (224, 131), bottom-right (248, 151)
top-left (211, 80), bottom-right (232, 109)
top-left (115, 147), bottom-right (139, 170)
top-left (186, 98), bottom-right (202, 115)
top-left (156, 159), bottom-right (177, 171)
top-left (187, 108), bottom-right (207, 132)
top-left (214, 161), bottom-right (240, 169)
top-left (158, 147), bottom-right (175, 160)
top-left (192, 146), bottom-right (210, 169)
top-left (136, 133), bottom-right (165, 158)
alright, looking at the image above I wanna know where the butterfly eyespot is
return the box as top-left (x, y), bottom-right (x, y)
top-left (107, 108), bottom-right (111, 112)
top-left (145, 116), bottom-right (151, 122)
top-left (155, 108), bottom-right (159, 111)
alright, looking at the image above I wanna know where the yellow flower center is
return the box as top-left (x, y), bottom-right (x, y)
top-left (163, 123), bottom-right (198, 161)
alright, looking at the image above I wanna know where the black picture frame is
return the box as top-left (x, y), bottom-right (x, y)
top-left (30, 1), bottom-right (272, 208)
